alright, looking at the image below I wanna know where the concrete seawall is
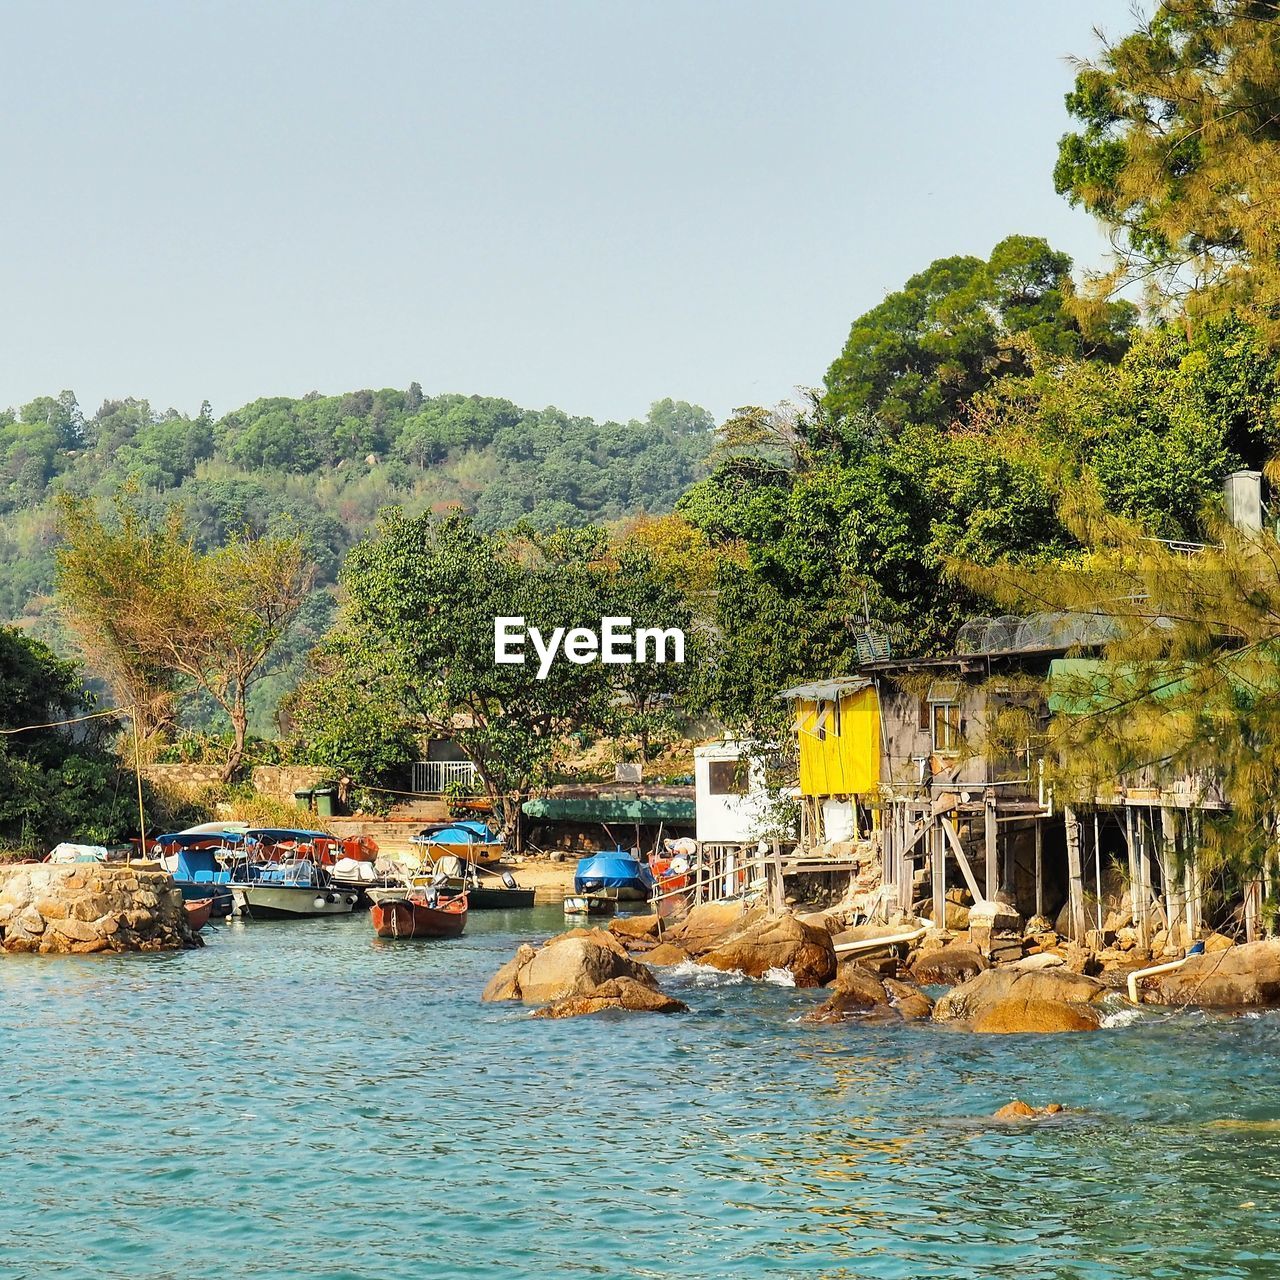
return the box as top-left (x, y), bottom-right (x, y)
top-left (0, 864), bottom-right (198, 954)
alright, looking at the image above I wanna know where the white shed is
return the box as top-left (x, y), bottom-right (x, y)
top-left (694, 740), bottom-right (772, 844)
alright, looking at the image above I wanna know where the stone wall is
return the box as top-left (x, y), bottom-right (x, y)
top-left (0, 864), bottom-right (197, 954)
top-left (140, 762), bottom-right (226, 792)
top-left (250, 765), bottom-right (332, 804)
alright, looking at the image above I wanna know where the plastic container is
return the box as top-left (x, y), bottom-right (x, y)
top-left (314, 787), bottom-right (336, 818)
top-left (294, 789), bottom-right (314, 812)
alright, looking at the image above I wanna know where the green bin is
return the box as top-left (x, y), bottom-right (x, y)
top-left (314, 787), bottom-right (336, 818)
top-left (293, 788), bottom-right (314, 813)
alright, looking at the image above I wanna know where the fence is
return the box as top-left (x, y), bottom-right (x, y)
top-left (411, 760), bottom-right (479, 795)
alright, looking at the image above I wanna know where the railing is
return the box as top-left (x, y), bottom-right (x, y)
top-left (411, 760), bottom-right (479, 795)
top-left (650, 842), bottom-right (782, 919)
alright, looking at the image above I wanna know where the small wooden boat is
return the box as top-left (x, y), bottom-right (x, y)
top-left (563, 894), bottom-right (617, 918)
top-left (184, 897), bottom-right (214, 932)
top-left (433, 855), bottom-right (535, 909)
top-left (371, 890), bottom-right (468, 939)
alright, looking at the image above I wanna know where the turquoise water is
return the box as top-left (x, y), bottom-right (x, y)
top-left (1, 908), bottom-right (1278, 1280)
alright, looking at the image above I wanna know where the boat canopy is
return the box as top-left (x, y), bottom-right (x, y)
top-left (523, 796), bottom-right (694, 822)
top-left (413, 821), bottom-right (498, 845)
top-left (244, 828), bottom-right (332, 844)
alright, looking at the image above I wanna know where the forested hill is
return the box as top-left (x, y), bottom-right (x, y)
top-left (0, 385), bottom-right (714, 620)
top-left (0, 385), bottom-right (713, 729)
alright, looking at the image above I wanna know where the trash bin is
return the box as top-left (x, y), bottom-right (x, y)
top-left (314, 787), bottom-right (336, 818)
top-left (293, 788), bottom-right (314, 813)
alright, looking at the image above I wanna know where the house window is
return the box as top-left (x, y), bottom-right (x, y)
top-left (931, 702), bottom-right (962, 754)
top-left (708, 759), bottom-right (748, 796)
top-left (917, 697), bottom-right (930, 731)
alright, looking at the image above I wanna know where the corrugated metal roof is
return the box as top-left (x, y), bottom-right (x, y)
top-left (777, 677), bottom-right (872, 702)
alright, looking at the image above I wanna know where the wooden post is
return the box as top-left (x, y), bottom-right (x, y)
top-left (1160, 807), bottom-right (1185, 949)
top-left (1124, 806), bottom-right (1138, 929)
top-left (984, 794), bottom-right (998, 900)
top-left (131, 708), bottom-right (146, 866)
top-left (1137, 808), bottom-right (1153, 951)
top-left (1034, 818), bottom-right (1043, 922)
top-left (931, 817), bottom-right (946, 928)
top-left (1093, 810), bottom-right (1103, 934)
top-left (1064, 805), bottom-right (1085, 942)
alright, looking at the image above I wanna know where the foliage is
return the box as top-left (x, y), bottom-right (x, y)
top-left (55, 494), bottom-right (313, 779)
top-left (0, 627), bottom-right (139, 848)
top-left (823, 235), bottom-right (1135, 430)
top-left (1055, 1), bottom-right (1280, 332)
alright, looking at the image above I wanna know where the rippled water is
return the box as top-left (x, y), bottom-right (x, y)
top-left (1, 908), bottom-right (1278, 1279)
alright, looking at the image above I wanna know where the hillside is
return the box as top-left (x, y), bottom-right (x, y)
top-left (0, 385), bottom-right (714, 728)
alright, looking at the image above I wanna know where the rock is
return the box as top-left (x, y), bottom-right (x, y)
top-left (934, 967), bottom-right (1107, 1033)
top-left (1007, 951), bottom-right (1064, 972)
top-left (481, 943), bottom-right (537, 1002)
top-left (645, 942), bottom-right (691, 966)
top-left (924, 900), bottom-right (970, 930)
top-left (609, 914), bottom-right (661, 943)
top-left (910, 947), bottom-right (988, 985)
top-left (661, 900), bottom-right (748, 954)
top-left (49, 916), bottom-right (101, 943)
top-left (993, 1100), bottom-right (1065, 1120)
top-left (969, 900), bottom-right (1022, 953)
top-left (482, 929), bottom-right (672, 1009)
top-left (1156, 939), bottom-right (1280, 1007)
top-left (699, 908), bottom-right (836, 987)
top-left (808, 961), bottom-right (932, 1022)
top-left (1063, 943), bottom-right (1100, 975)
top-left (1203, 932), bottom-right (1235, 953)
top-left (532, 977), bottom-right (688, 1019)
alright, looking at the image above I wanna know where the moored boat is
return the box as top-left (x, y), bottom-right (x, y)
top-left (184, 897), bottom-right (214, 932)
top-left (563, 893), bottom-right (616, 917)
top-left (229, 860), bottom-right (358, 919)
top-left (154, 832), bottom-right (237, 918)
top-left (371, 889), bottom-right (468, 939)
top-left (433, 855), bottom-right (535, 909)
top-left (409, 820), bottom-right (505, 867)
top-left (573, 850), bottom-right (655, 902)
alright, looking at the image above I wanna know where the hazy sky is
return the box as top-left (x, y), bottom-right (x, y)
top-left (1, 0), bottom-right (1142, 427)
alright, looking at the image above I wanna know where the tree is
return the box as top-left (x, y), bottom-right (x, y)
top-left (1055, 2), bottom-right (1280, 333)
top-left (56, 494), bottom-right (313, 778)
top-left (823, 236), bottom-right (1135, 430)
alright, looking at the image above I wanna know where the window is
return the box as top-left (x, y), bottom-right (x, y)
top-left (931, 702), bottom-right (961, 754)
top-left (917, 697), bottom-right (930, 731)
top-left (708, 759), bottom-right (749, 796)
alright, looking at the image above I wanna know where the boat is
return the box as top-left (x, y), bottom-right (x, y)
top-left (573, 850), bottom-right (655, 902)
top-left (408, 820), bottom-right (505, 867)
top-left (432, 855), bottom-right (535, 909)
top-left (154, 832), bottom-right (237, 918)
top-left (563, 894), bottom-right (616, 917)
top-left (184, 897), bottom-right (214, 932)
top-left (229, 859), bottom-right (359, 920)
top-left (371, 888), bottom-right (468, 938)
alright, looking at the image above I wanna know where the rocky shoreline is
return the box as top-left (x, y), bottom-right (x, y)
top-left (482, 899), bottom-right (1280, 1027)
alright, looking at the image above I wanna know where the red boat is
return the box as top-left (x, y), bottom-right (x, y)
top-left (370, 891), bottom-right (468, 939)
top-left (185, 897), bottom-right (214, 932)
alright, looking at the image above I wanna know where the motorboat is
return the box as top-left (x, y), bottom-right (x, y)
top-left (574, 850), bottom-right (655, 902)
top-left (408, 820), bottom-right (505, 867)
top-left (184, 897), bottom-right (214, 932)
top-left (154, 832), bottom-right (237, 918)
top-left (563, 894), bottom-right (617, 918)
top-left (432, 855), bottom-right (535, 909)
top-left (229, 859), bottom-right (358, 920)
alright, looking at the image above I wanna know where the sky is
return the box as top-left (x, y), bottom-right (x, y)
top-left (0, 0), bottom-right (1144, 427)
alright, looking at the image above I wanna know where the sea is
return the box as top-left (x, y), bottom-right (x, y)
top-left (1, 906), bottom-right (1277, 1280)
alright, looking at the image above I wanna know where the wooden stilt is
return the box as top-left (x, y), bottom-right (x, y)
top-left (1034, 818), bottom-right (1043, 922)
top-left (931, 817), bottom-right (946, 928)
top-left (1064, 805), bottom-right (1085, 942)
top-left (1137, 808), bottom-right (1153, 951)
top-left (984, 794), bottom-right (998, 900)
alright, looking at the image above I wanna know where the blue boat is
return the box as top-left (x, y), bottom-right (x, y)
top-left (410, 819), bottom-right (505, 866)
top-left (573, 850), bottom-right (655, 901)
top-left (154, 832), bottom-right (238, 918)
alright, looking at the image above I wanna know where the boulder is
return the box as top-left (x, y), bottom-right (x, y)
top-left (910, 947), bottom-right (988, 986)
top-left (808, 961), bottom-right (933, 1023)
top-left (1156, 939), bottom-right (1280, 1008)
top-left (699, 908), bottom-right (836, 986)
top-left (933, 967), bottom-right (1107, 1033)
top-left (482, 929), bottom-right (676, 1010)
top-left (609, 914), bottom-right (661, 943)
top-left (532, 977), bottom-right (688, 1019)
top-left (645, 942), bottom-right (692, 966)
top-left (661, 900), bottom-right (748, 954)
top-left (993, 1100), bottom-right (1064, 1120)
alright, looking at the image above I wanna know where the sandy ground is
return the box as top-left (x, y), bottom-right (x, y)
top-left (497, 857), bottom-right (577, 904)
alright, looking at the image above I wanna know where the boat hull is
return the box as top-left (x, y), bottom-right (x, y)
top-left (573, 852), bottom-right (655, 901)
top-left (371, 894), bottom-right (467, 939)
top-left (563, 894), bottom-right (616, 917)
top-left (231, 885), bottom-right (359, 919)
top-left (184, 897), bottom-right (214, 931)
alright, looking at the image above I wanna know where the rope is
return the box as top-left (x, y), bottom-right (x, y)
top-left (0, 706), bottom-right (127, 735)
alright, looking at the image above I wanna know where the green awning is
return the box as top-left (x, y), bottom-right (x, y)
top-left (522, 796), bottom-right (695, 822)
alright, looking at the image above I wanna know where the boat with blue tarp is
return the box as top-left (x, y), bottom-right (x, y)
top-left (154, 831), bottom-right (239, 918)
top-left (409, 820), bottom-right (505, 867)
top-left (573, 850), bottom-right (655, 901)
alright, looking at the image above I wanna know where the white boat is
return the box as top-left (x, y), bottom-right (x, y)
top-left (230, 859), bottom-right (358, 920)
top-left (563, 893), bottom-right (617, 918)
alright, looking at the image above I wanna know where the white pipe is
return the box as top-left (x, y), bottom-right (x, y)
top-left (833, 927), bottom-right (927, 957)
top-left (1126, 956), bottom-right (1189, 1005)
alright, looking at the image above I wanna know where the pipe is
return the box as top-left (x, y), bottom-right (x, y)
top-left (833, 927), bottom-right (927, 957)
top-left (1126, 956), bottom-right (1189, 1005)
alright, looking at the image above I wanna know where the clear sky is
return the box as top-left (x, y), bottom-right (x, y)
top-left (0, 0), bottom-right (1142, 427)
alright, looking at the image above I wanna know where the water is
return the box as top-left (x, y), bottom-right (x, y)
top-left (1, 908), bottom-right (1277, 1280)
